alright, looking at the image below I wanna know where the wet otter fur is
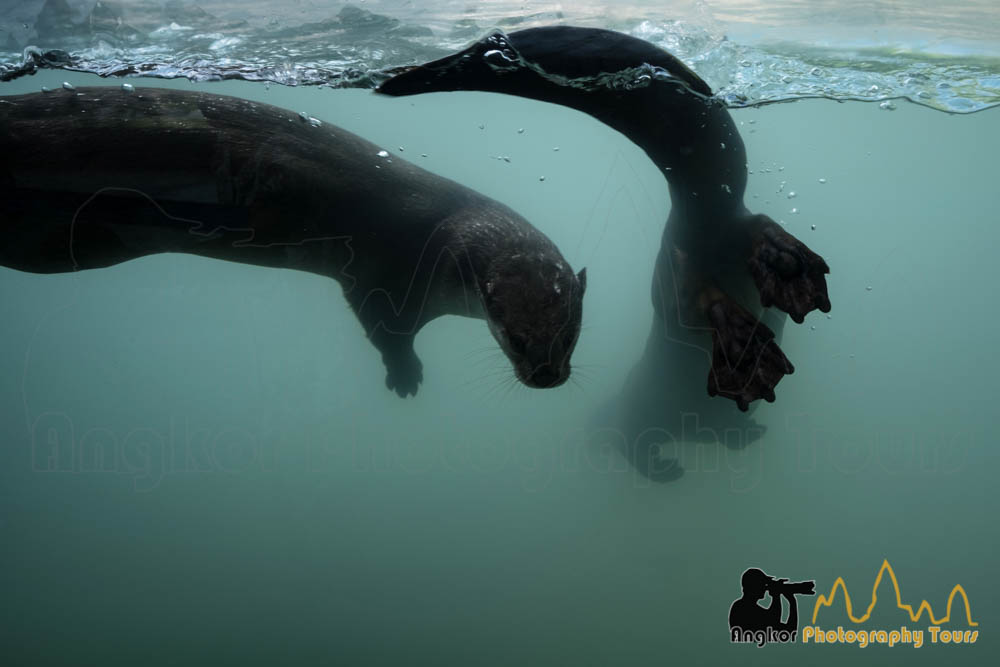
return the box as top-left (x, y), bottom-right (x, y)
top-left (0, 86), bottom-right (586, 396)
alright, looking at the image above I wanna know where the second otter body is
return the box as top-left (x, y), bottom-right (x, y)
top-left (380, 27), bottom-right (832, 478)
top-left (0, 87), bottom-right (586, 396)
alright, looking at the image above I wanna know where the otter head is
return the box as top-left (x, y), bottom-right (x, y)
top-left (481, 255), bottom-right (586, 389)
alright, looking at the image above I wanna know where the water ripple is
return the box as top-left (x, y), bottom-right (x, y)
top-left (1, 4), bottom-right (997, 113)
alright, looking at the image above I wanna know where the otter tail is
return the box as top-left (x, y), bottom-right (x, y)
top-left (378, 26), bottom-right (710, 99)
top-left (378, 26), bottom-right (745, 206)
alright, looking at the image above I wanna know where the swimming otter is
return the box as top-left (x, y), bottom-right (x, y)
top-left (0, 86), bottom-right (586, 396)
top-left (379, 27), bottom-right (831, 478)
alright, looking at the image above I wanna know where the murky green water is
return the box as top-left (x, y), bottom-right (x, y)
top-left (1, 69), bottom-right (997, 665)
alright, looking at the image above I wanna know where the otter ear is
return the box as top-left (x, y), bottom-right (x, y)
top-left (577, 268), bottom-right (587, 294)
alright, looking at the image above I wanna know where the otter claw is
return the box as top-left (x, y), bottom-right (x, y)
top-left (706, 299), bottom-right (794, 411)
top-left (748, 222), bottom-right (831, 323)
top-left (384, 351), bottom-right (423, 398)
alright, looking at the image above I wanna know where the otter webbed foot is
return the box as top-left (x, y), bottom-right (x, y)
top-left (383, 347), bottom-right (424, 398)
top-left (706, 297), bottom-right (794, 411)
top-left (748, 220), bottom-right (831, 323)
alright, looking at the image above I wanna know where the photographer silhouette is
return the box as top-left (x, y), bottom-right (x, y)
top-left (729, 568), bottom-right (815, 637)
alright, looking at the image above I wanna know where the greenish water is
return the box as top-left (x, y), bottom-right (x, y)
top-left (1, 70), bottom-right (997, 665)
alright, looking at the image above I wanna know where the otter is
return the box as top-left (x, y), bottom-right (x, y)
top-left (0, 86), bottom-right (586, 396)
top-left (379, 27), bottom-right (831, 479)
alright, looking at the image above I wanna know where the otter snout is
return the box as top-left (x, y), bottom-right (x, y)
top-left (524, 363), bottom-right (569, 389)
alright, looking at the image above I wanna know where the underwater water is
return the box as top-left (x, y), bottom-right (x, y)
top-left (2, 2), bottom-right (999, 666)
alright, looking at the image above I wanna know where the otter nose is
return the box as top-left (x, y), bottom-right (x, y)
top-left (529, 364), bottom-right (566, 388)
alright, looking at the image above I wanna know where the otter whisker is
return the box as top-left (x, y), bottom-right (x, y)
top-left (467, 357), bottom-right (508, 373)
top-left (499, 374), bottom-right (525, 404)
top-left (570, 361), bottom-right (606, 371)
top-left (568, 374), bottom-right (591, 395)
top-left (475, 371), bottom-right (517, 403)
top-left (466, 368), bottom-right (519, 385)
top-left (459, 365), bottom-right (517, 391)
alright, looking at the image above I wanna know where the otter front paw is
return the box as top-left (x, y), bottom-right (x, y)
top-left (384, 350), bottom-right (424, 398)
top-left (748, 222), bottom-right (831, 323)
top-left (706, 298), bottom-right (794, 412)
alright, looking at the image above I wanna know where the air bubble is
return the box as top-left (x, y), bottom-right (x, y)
top-left (41, 86), bottom-right (52, 93)
top-left (720, 142), bottom-right (726, 149)
top-left (308, 117), bottom-right (322, 127)
top-left (539, 176), bottom-right (545, 182)
top-left (879, 101), bottom-right (896, 111)
top-left (811, 224), bottom-right (816, 230)
top-left (553, 147), bottom-right (559, 151)
top-left (398, 146), bottom-right (404, 152)
top-left (298, 111), bottom-right (309, 122)
top-left (517, 128), bottom-right (524, 134)
top-left (810, 67), bottom-right (821, 76)
top-left (790, 207), bottom-right (799, 214)
top-left (721, 184), bottom-right (731, 193)
top-left (818, 178), bottom-right (827, 184)
top-left (376, 150), bottom-right (389, 158)
top-left (121, 83), bottom-right (134, 93)
top-left (787, 191), bottom-right (797, 199)
top-left (62, 81), bottom-right (75, 91)
top-left (866, 286), bottom-right (873, 291)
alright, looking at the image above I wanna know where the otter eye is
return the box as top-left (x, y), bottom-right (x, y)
top-left (508, 335), bottom-right (527, 355)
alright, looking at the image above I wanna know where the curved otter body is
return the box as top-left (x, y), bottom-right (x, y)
top-left (0, 87), bottom-right (585, 396)
top-left (381, 27), bottom-right (831, 479)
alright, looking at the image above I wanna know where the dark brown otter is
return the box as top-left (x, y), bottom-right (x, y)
top-left (0, 86), bottom-right (586, 396)
top-left (379, 27), bottom-right (831, 479)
